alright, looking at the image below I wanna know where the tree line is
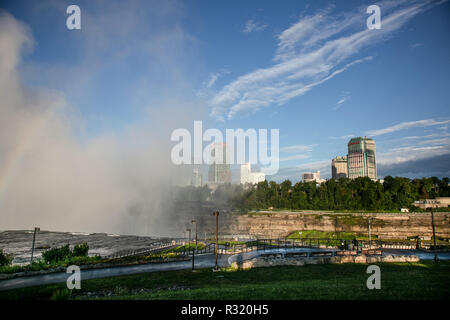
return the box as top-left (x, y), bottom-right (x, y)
top-left (174, 176), bottom-right (450, 212)
top-left (239, 176), bottom-right (450, 211)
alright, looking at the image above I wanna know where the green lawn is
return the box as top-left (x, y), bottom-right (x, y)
top-left (1, 261), bottom-right (449, 300)
top-left (286, 230), bottom-right (360, 240)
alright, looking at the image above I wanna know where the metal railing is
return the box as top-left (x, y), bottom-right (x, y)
top-left (214, 238), bottom-right (450, 253)
top-left (104, 237), bottom-right (450, 260)
top-left (105, 240), bottom-right (183, 260)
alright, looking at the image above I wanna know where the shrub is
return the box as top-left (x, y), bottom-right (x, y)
top-left (73, 242), bottom-right (89, 257)
top-left (42, 243), bottom-right (91, 264)
top-left (30, 259), bottom-right (50, 271)
top-left (0, 249), bottom-right (13, 267)
top-left (42, 244), bottom-right (71, 264)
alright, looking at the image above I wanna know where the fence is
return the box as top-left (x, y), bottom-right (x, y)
top-left (105, 240), bottom-right (183, 260)
top-left (214, 238), bottom-right (450, 253)
top-left (105, 237), bottom-right (449, 260)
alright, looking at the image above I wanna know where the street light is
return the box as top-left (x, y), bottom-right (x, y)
top-left (191, 219), bottom-right (198, 251)
top-left (191, 219), bottom-right (197, 271)
top-left (426, 207), bottom-right (438, 262)
top-left (30, 227), bottom-right (40, 265)
top-left (212, 211), bottom-right (220, 271)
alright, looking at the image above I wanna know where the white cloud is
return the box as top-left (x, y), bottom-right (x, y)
top-left (333, 92), bottom-right (351, 110)
top-left (280, 144), bottom-right (315, 153)
top-left (210, 0), bottom-right (442, 120)
top-left (377, 145), bottom-right (450, 165)
top-left (410, 42), bottom-right (424, 48)
top-left (336, 97), bottom-right (347, 105)
top-left (329, 134), bottom-right (355, 140)
top-left (279, 154), bottom-right (311, 162)
top-left (206, 73), bottom-right (220, 88)
top-left (366, 119), bottom-right (450, 136)
top-left (243, 19), bottom-right (268, 34)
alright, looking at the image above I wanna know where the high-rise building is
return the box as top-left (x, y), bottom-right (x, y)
top-left (190, 167), bottom-right (202, 187)
top-left (331, 156), bottom-right (348, 179)
top-left (208, 143), bottom-right (232, 184)
top-left (240, 163), bottom-right (265, 185)
top-left (302, 171), bottom-right (325, 183)
top-left (347, 137), bottom-right (377, 180)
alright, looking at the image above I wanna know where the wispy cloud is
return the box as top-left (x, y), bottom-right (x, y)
top-left (333, 92), bottom-right (351, 110)
top-left (366, 119), bottom-right (450, 136)
top-left (243, 19), bottom-right (268, 34)
top-left (279, 154), bottom-right (311, 162)
top-left (336, 97), bottom-right (348, 105)
top-left (410, 42), bottom-right (424, 49)
top-left (206, 73), bottom-right (220, 88)
top-left (280, 144), bottom-right (315, 153)
top-left (377, 145), bottom-right (450, 165)
top-left (278, 144), bottom-right (315, 162)
top-left (210, 0), bottom-right (443, 120)
top-left (329, 134), bottom-right (355, 140)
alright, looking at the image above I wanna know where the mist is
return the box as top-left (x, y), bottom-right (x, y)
top-left (0, 6), bottom-right (207, 236)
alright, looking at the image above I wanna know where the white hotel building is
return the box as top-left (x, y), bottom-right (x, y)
top-left (240, 163), bottom-right (265, 185)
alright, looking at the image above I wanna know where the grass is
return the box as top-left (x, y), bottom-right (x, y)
top-left (164, 243), bottom-right (206, 253)
top-left (0, 256), bottom-right (102, 274)
top-left (1, 261), bottom-right (448, 300)
top-left (286, 230), bottom-right (360, 240)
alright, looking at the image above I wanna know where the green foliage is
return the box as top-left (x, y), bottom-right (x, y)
top-left (237, 176), bottom-right (450, 211)
top-left (73, 242), bottom-right (89, 257)
top-left (0, 265), bottom-right (24, 274)
top-left (42, 242), bottom-right (90, 264)
top-left (165, 243), bottom-right (206, 253)
top-left (50, 288), bottom-right (72, 300)
top-left (0, 249), bottom-right (13, 267)
top-left (286, 230), bottom-right (359, 240)
top-left (42, 244), bottom-right (71, 264)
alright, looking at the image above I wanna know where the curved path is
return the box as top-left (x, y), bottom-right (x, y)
top-left (0, 254), bottom-right (228, 291)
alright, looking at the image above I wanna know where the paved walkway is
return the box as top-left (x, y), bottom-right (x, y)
top-left (0, 254), bottom-right (228, 291)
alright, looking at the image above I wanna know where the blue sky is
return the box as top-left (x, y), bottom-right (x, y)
top-left (2, 0), bottom-right (450, 182)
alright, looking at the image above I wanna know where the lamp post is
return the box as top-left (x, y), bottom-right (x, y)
top-left (191, 219), bottom-right (198, 251)
top-left (191, 219), bottom-right (197, 271)
top-left (212, 211), bottom-right (219, 271)
top-left (427, 207), bottom-right (438, 262)
top-left (30, 227), bottom-right (40, 265)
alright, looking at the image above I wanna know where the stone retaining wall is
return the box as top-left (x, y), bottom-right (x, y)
top-left (231, 254), bottom-right (420, 270)
top-left (224, 211), bottom-right (450, 239)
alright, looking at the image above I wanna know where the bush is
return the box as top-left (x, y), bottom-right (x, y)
top-left (0, 249), bottom-right (13, 267)
top-left (73, 242), bottom-right (89, 257)
top-left (42, 243), bottom-right (90, 264)
top-left (42, 244), bottom-right (71, 264)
